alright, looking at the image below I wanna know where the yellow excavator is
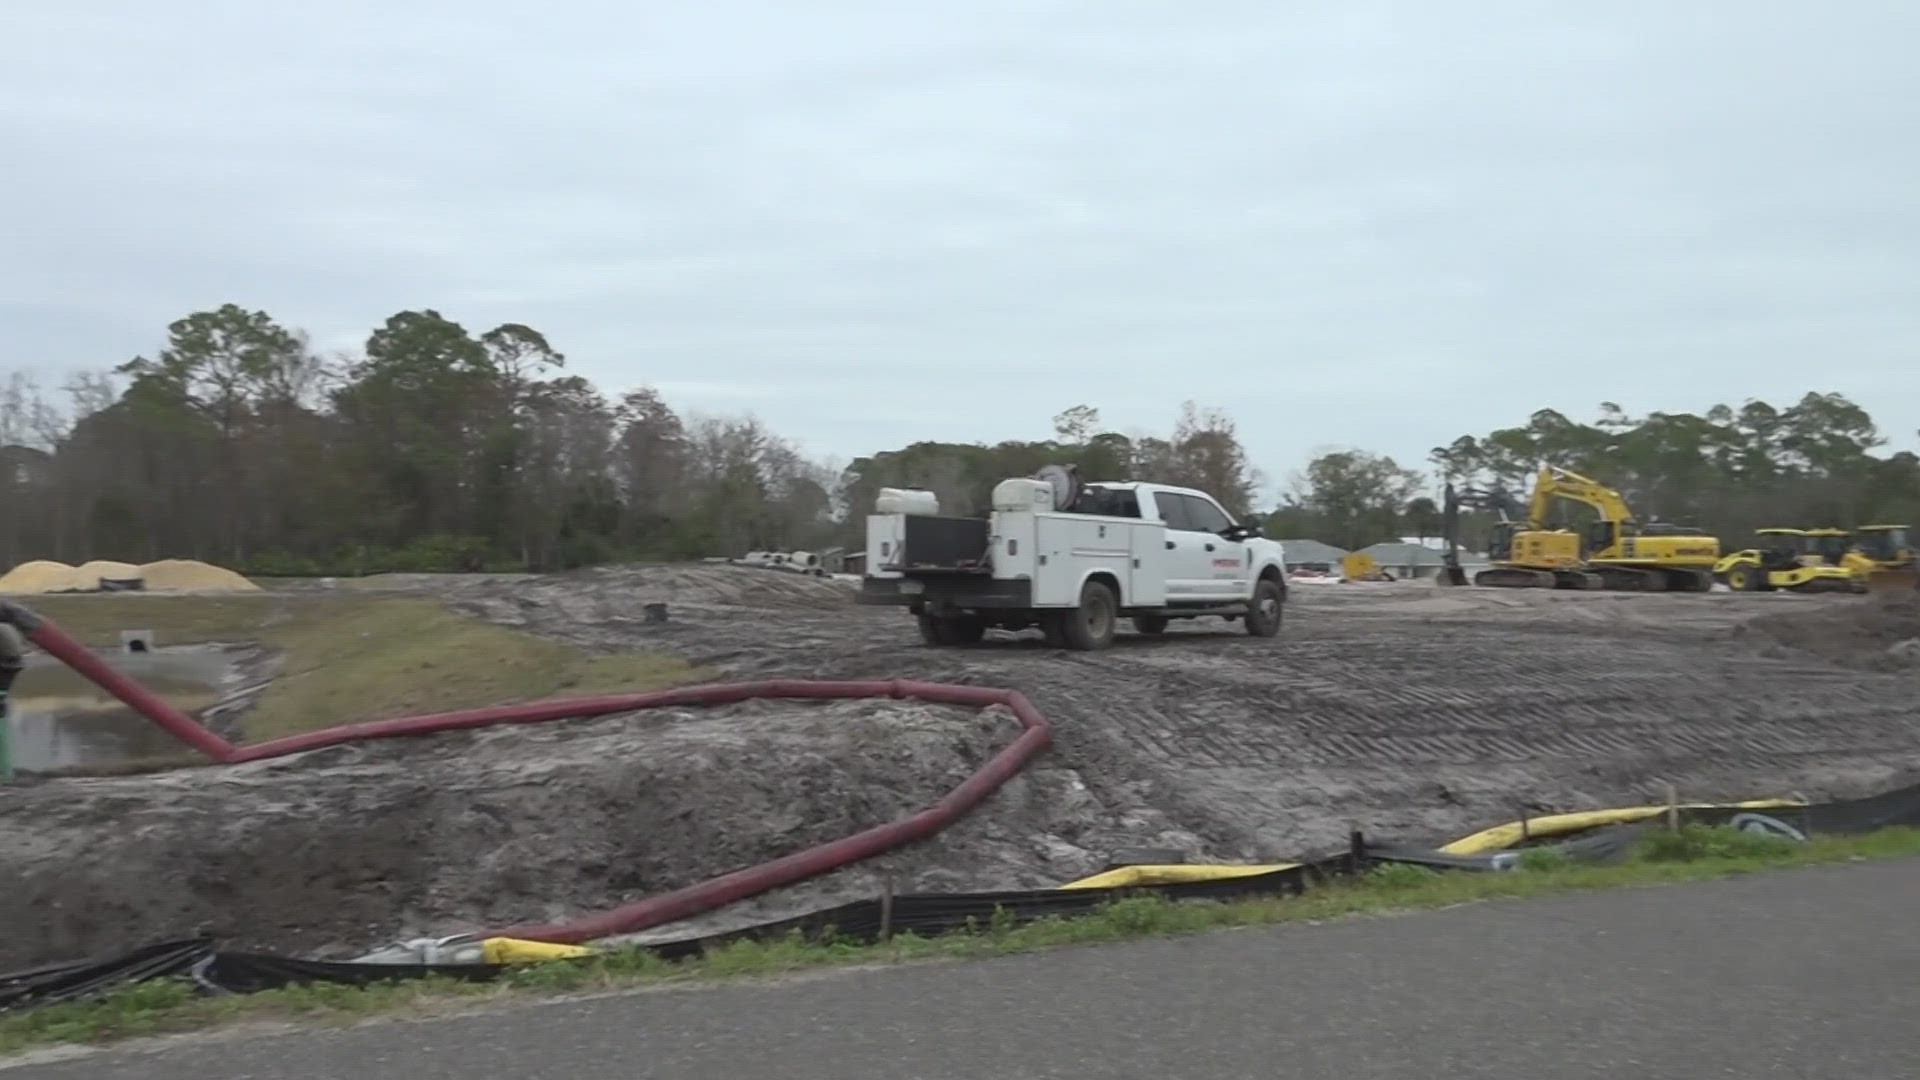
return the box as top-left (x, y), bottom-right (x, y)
top-left (1527, 466), bottom-right (1719, 592)
top-left (1439, 467), bottom-right (1719, 592)
top-left (1715, 528), bottom-right (1863, 593)
top-left (1845, 524), bottom-right (1917, 592)
top-left (1438, 482), bottom-right (1602, 590)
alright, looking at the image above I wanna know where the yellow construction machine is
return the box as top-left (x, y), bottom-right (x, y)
top-left (1437, 482), bottom-right (1602, 590)
top-left (1438, 467), bottom-right (1719, 591)
top-left (1844, 524), bottom-right (1917, 592)
top-left (1527, 466), bottom-right (1719, 592)
top-left (1340, 552), bottom-right (1394, 582)
top-left (1714, 528), bottom-right (1863, 594)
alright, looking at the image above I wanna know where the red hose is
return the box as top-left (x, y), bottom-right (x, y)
top-left (0, 601), bottom-right (1052, 944)
top-left (23, 613), bottom-right (237, 762)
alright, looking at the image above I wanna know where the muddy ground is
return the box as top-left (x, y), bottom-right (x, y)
top-left (3, 565), bottom-right (1918, 967)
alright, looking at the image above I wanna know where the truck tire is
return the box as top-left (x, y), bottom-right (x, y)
top-left (1244, 578), bottom-right (1284, 638)
top-left (1132, 614), bottom-right (1169, 636)
top-left (1060, 580), bottom-right (1117, 651)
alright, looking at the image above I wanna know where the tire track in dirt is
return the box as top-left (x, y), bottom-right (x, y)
top-left (451, 568), bottom-right (1920, 859)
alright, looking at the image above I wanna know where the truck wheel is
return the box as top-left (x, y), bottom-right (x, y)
top-left (1061, 580), bottom-right (1117, 651)
top-left (1132, 614), bottom-right (1169, 636)
top-left (1244, 578), bottom-right (1284, 638)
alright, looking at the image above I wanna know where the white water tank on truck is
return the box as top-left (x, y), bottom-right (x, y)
top-left (992, 478), bottom-right (1054, 512)
top-left (875, 488), bottom-right (940, 515)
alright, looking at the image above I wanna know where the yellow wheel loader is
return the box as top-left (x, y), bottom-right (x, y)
top-left (1714, 529), bottom-right (1863, 594)
top-left (1844, 525), bottom-right (1918, 592)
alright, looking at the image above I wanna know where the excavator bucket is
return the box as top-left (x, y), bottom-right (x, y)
top-left (1437, 564), bottom-right (1468, 587)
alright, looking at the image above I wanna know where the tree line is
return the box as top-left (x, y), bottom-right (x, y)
top-left (0, 306), bottom-right (1264, 573)
top-left (3, 304), bottom-right (1912, 570)
top-left (0, 305), bottom-right (842, 573)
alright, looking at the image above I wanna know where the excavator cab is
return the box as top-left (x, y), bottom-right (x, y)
top-left (1486, 520), bottom-right (1516, 563)
top-left (1583, 519), bottom-right (1618, 558)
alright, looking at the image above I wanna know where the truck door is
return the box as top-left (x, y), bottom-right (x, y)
top-left (1145, 491), bottom-right (1202, 601)
top-left (1178, 494), bottom-right (1248, 598)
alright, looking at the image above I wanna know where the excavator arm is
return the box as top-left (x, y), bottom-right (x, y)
top-left (1439, 482), bottom-right (1527, 585)
top-left (1530, 465), bottom-right (1636, 528)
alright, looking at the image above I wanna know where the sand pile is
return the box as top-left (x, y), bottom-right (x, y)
top-left (139, 559), bottom-right (261, 593)
top-left (0, 558), bottom-right (259, 594)
top-left (0, 560), bottom-right (87, 595)
top-left (73, 560), bottom-right (144, 590)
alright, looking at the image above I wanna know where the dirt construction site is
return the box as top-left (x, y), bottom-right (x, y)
top-left (3, 565), bottom-right (1919, 969)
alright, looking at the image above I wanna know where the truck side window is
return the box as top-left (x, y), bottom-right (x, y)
top-left (1151, 492), bottom-right (1194, 530)
top-left (1181, 495), bottom-right (1234, 535)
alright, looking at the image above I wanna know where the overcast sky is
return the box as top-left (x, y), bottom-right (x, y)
top-left (4, 1), bottom-right (1917, 492)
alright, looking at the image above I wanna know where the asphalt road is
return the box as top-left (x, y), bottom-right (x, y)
top-left (12, 859), bottom-right (1919, 1079)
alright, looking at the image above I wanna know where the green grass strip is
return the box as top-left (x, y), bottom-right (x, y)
top-left (6, 824), bottom-right (1918, 1056)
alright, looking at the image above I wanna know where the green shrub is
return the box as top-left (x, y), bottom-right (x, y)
top-left (1516, 847), bottom-right (1572, 872)
top-left (1365, 863), bottom-right (1442, 891)
top-left (1637, 824), bottom-right (1801, 863)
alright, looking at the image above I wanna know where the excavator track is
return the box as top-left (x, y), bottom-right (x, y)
top-left (1590, 565), bottom-right (1664, 592)
top-left (1472, 567), bottom-right (1557, 589)
top-left (1470, 567), bottom-right (1603, 590)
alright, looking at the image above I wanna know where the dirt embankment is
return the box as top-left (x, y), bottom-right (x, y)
top-left (0, 695), bottom-right (1167, 970)
top-left (1750, 591), bottom-right (1920, 673)
top-left (456, 569), bottom-right (1920, 859)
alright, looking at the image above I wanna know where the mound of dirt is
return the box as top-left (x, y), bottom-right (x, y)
top-left (1753, 592), bottom-right (1920, 672)
top-left (0, 696), bottom-right (1134, 968)
top-left (138, 559), bottom-right (261, 593)
top-left (457, 564), bottom-right (855, 630)
top-left (0, 560), bottom-right (85, 595)
top-left (73, 560), bottom-right (144, 590)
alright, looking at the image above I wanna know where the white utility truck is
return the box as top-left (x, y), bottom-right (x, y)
top-left (859, 467), bottom-right (1289, 649)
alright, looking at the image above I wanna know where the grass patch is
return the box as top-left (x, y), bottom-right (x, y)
top-left (6, 824), bottom-right (1918, 1056)
top-left (25, 594), bottom-right (700, 742)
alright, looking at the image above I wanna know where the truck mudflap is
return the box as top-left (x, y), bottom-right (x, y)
top-left (860, 575), bottom-right (1034, 610)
